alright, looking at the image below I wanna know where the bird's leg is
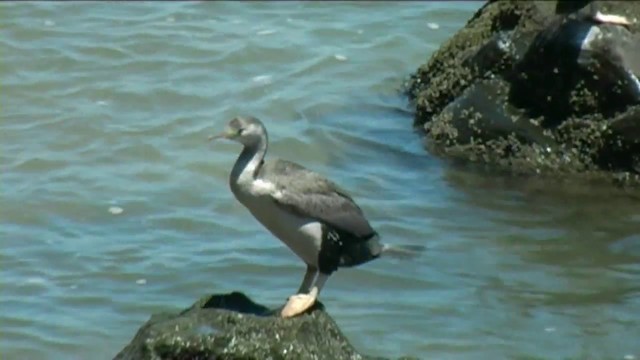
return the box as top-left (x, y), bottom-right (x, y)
top-left (297, 264), bottom-right (317, 294)
top-left (281, 272), bottom-right (330, 318)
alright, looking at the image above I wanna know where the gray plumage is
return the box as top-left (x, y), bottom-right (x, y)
top-left (258, 159), bottom-right (377, 241)
top-left (211, 115), bottom-right (424, 317)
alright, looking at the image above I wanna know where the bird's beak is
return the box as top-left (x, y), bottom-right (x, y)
top-left (208, 128), bottom-right (235, 142)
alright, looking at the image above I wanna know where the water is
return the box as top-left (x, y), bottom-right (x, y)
top-left (2, 2), bottom-right (639, 359)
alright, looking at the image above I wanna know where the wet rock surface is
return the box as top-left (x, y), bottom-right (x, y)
top-left (114, 292), bottom-right (415, 360)
top-left (407, 0), bottom-right (640, 183)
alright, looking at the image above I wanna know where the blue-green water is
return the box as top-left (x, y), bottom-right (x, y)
top-left (2, 2), bottom-right (639, 359)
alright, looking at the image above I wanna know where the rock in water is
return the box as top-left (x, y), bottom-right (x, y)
top-left (113, 292), bottom-right (406, 360)
top-left (407, 0), bottom-right (640, 183)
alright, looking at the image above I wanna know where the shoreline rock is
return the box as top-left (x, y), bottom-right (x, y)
top-left (407, 0), bottom-right (640, 184)
top-left (114, 292), bottom-right (414, 360)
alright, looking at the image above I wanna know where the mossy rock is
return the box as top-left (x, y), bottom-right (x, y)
top-left (114, 292), bottom-right (418, 360)
top-left (407, 0), bottom-right (640, 183)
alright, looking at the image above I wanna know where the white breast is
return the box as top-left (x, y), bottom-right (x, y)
top-left (234, 178), bottom-right (322, 266)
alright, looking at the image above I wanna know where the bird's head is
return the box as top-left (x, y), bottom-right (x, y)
top-left (209, 116), bottom-right (267, 147)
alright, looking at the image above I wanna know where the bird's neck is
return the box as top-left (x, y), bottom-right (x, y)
top-left (230, 139), bottom-right (267, 188)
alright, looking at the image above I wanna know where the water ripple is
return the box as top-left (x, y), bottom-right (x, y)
top-left (3, 2), bottom-right (640, 360)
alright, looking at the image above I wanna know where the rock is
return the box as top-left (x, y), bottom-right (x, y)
top-left (407, 0), bottom-right (640, 183)
top-left (114, 292), bottom-right (412, 360)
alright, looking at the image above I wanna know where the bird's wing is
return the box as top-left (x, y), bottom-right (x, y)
top-left (259, 159), bottom-right (376, 239)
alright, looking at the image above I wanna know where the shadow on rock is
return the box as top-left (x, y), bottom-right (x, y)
top-left (114, 292), bottom-right (415, 360)
top-left (407, 0), bottom-right (640, 184)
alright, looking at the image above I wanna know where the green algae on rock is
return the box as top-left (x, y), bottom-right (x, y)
top-left (114, 292), bottom-right (416, 360)
top-left (407, 0), bottom-right (640, 183)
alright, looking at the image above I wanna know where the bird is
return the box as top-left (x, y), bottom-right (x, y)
top-left (210, 116), bottom-right (424, 318)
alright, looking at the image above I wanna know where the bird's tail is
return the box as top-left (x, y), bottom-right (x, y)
top-left (380, 243), bottom-right (426, 260)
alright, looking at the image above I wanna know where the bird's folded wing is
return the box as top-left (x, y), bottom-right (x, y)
top-left (262, 159), bottom-right (376, 239)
